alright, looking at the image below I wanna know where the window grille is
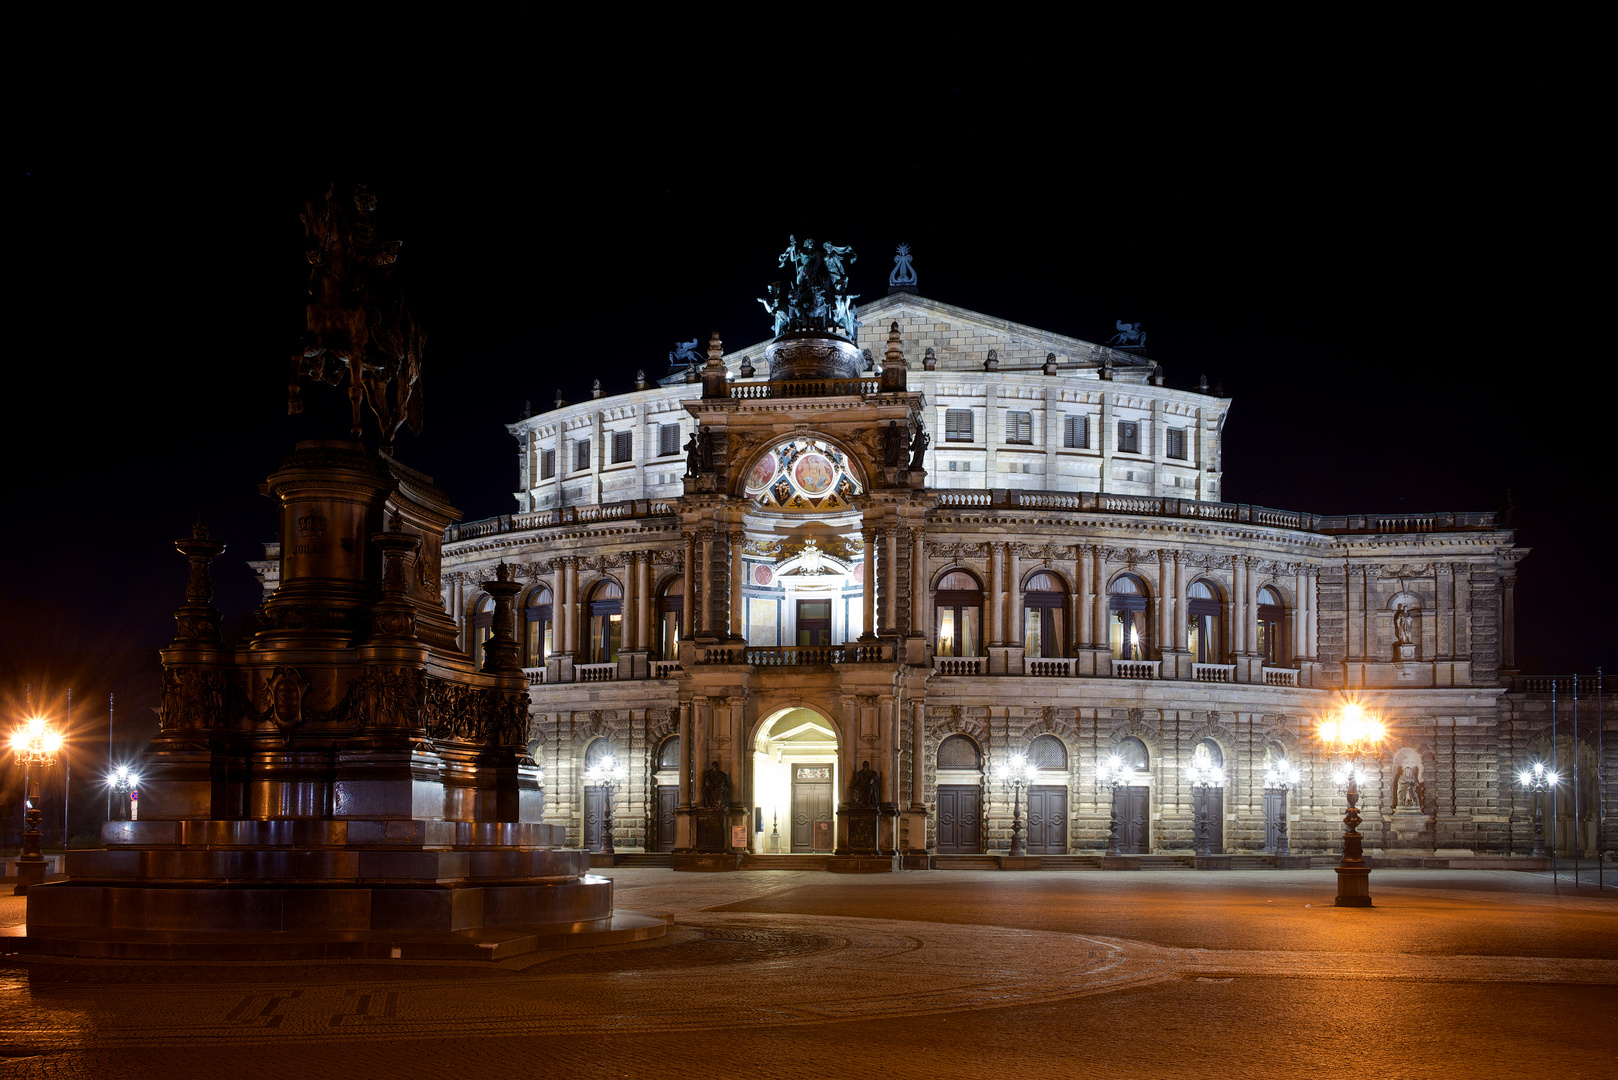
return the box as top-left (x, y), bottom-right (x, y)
top-left (1028, 734), bottom-right (1068, 770)
top-left (1166, 427), bottom-right (1187, 460)
top-left (575, 439), bottom-right (590, 472)
top-left (937, 734), bottom-right (981, 769)
top-left (659, 423), bottom-right (680, 457)
top-left (611, 430), bottom-right (633, 464)
top-left (540, 449), bottom-right (555, 480)
top-left (945, 409), bottom-right (974, 442)
top-left (1064, 415), bottom-right (1089, 448)
top-left (1006, 411), bottom-right (1033, 444)
top-left (1117, 421), bottom-right (1140, 454)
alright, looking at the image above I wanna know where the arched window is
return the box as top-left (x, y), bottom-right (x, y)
top-left (1257, 587), bottom-right (1284, 666)
top-left (1108, 574), bottom-right (1149, 660)
top-left (524, 586), bottom-right (554, 667)
top-left (469, 594), bottom-right (494, 666)
top-left (1193, 738), bottom-right (1224, 770)
top-left (584, 737), bottom-right (615, 770)
top-left (1028, 734), bottom-right (1068, 770)
top-left (937, 734), bottom-right (982, 770)
top-left (1187, 580), bottom-right (1223, 664)
top-left (1117, 736), bottom-right (1150, 774)
top-left (656, 576), bottom-right (683, 660)
top-left (656, 735), bottom-right (681, 773)
top-left (588, 580), bottom-right (623, 663)
top-left (936, 570), bottom-right (983, 658)
top-left (1022, 571), bottom-right (1067, 659)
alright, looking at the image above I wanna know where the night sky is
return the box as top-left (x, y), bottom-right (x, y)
top-left (4, 20), bottom-right (1606, 826)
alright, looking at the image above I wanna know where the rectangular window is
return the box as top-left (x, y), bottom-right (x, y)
top-left (1006, 411), bottom-right (1033, 444)
top-left (658, 423), bottom-right (680, 457)
top-left (1166, 427), bottom-right (1187, 460)
top-left (575, 439), bottom-right (590, 472)
top-left (1063, 414), bottom-right (1089, 449)
top-left (948, 460), bottom-right (957, 472)
top-left (540, 449), bottom-right (556, 480)
top-left (945, 409), bottom-right (973, 442)
top-left (611, 430), bottom-right (633, 464)
top-left (1117, 421), bottom-right (1140, 454)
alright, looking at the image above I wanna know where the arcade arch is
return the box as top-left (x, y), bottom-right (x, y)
top-left (752, 707), bottom-right (840, 853)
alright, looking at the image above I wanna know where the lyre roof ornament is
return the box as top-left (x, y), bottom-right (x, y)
top-left (888, 243), bottom-right (917, 295)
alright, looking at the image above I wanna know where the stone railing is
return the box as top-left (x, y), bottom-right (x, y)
top-left (730, 378), bottom-right (880, 400)
top-left (523, 666), bottom-right (547, 686)
top-left (650, 660), bottom-right (682, 678)
top-left (1192, 663), bottom-right (1235, 683)
top-left (1025, 657), bottom-right (1076, 677)
top-left (933, 656), bottom-right (986, 675)
top-left (1112, 660), bottom-right (1159, 680)
top-left (699, 642), bottom-right (894, 665)
top-left (1262, 667), bottom-right (1299, 687)
top-left (445, 499), bottom-right (677, 542)
top-left (931, 489), bottom-right (1500, 536)
top-left (575, 662), bottom-right (618, 682)
top-left (1506, 673), bottom-right (1618, 694)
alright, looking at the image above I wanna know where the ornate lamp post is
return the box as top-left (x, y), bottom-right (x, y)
top-left (584, 754), bottom-right (627, 857)
top-left (1185, 757), bottom-right (1226, 857)
top-left (1516, 761), bottom-right (1559, 858)
top-left (1095, 755), bottom-right (1134, 856)
top-left (1262, 761), bottom-right (1302, 857)
top-left (1318, 703), bottom-right (1386, 907)
top-left (11, 714), bottom-right (64, 895)
top-left (106, 765), bottom-right (140, 822)
top-left (994, 754), bottom-right (1039, 856)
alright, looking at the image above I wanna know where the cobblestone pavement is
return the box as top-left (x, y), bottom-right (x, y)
top-left (0, 868), bottom-right (1614, 1079)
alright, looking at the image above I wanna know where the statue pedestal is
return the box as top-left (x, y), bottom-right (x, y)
top-left (1395, 643), bottom-right (1417, 662)
top-left (1388, 809), bottom-right (1433, 847)
top-left (692, 809), bottom-right (732, 853)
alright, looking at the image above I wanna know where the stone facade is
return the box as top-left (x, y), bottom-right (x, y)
top-left (401, 293), bottom-right (1610, 865)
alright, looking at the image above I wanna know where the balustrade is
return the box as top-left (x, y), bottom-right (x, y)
top-left (650, 660), bottom-right (682, 678)
top-left (1262, 667), bottom-right (1299, 686)
top-left (1024, 657), bottom-right (1076, 677)
top-left (933, 656), bottom-right (986, 675)
top-left (730, 378), bottom-right (880, 400)
top-left (1112, 659), bottom-right (1159, 680)
top-left (1192, 663), bottom-right (1235, 683)
top-left (523, 666), bottom-right (546, 686)
top-left (575, 662), bottom-right (618, 682)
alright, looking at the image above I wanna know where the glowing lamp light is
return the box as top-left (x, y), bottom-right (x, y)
top-left (1264, 763), bottom-right (1301, 788)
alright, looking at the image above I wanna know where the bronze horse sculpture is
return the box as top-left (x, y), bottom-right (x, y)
top-left (289, 183), bottom-right (424, 454)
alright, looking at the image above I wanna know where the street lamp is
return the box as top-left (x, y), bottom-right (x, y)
top-left (1262, 761), bottom-right (1302, 856)
top-left (1515, 760), bottom-right (1559, 858)
top-left (1095, 755), bottom-right (1135, 856)
top-left (994, 753), bottom-right (1039, 857)
top-left (1185, 754), bottom-right (1226, 857)
top-left (1318, 702), bottom-right (1386, 907)
top-left (107, 765), bottom-right (140, 822)
top-left (11, 714), bottom-right (64, 895)
top-left (584, 754), bottom-right (627, 857)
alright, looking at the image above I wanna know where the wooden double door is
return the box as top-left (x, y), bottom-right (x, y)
top-left (1263, 789), bottom-right (1285, 854)
top-left (1112, 786), bottom-right (1150, 854)
top-left (583, 786), bottom-right (606, 852)
top-left (1025, 786), bottom-right (1067, 854)
top-left (1194, 788), bottom-right (1225, 853)
top-left (654, 785), bottom-right (678, 852)
top-left (936, 784), bottom-right (982, 853)
top-left (791, 764), bottom-right (834, 852)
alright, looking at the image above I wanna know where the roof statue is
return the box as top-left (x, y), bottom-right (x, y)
top-left (888, 243), bottom-right (917, 294)
top-left (1108, 320), bottom-right (1147, 350)
top-left (668, 337), bottom-right (704, 372)
top-left (289, 183), bottom-right (425, 454)
top-left (759, 236), bottom-right (860, 340)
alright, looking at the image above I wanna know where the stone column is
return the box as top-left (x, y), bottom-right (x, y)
top-left (1245, 557), bottom-right (1259, 655)
top-left (884, 527), bottom-right (898, 634)
top-left (556, 558), bottom-right (572, 655)
top-left (637, 553), bottom-right (651, 651)
top-left (694, 697), bottom-right (710, 786)
top-left (681, 536), bottom-right (695, 639)
top-left (989, 542), bottom-right (1005, 645)
top-left (1156, 550), bottom-right (1171, 656)
top-left (677, 702), bottom-right (692, 806)
top-left (1174, 552), bottom-right (1187, 653)
top-left (1008, 544), bottom-right (1022, 647)
top-left (910, 529), bottom-right (925, 638)
top-left (910, 700), bottom-right (925, 812)
top-left (622, 552), bottom-right (638, 652)
top-left (1307, 570), bottom-right (1319, 660)
top-left (1294, 567), bottom-right (1308, 661)
top-left (700, 531), bottom-right (715, 638)
top-left (1091, 547), bottom-right (1106, 646)
top-left (729, 530), bottom-right (744, 641)
top-left (1231, 558), bottom-right (1246, 657)
top-left (861, 528), bottom-right (877, 640)
top-left (1075, 546), bottom-right (1091, 648)
top-left (1500, 569), bottom-right (1518, 670)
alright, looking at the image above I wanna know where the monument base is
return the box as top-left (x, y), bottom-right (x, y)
top-left (669, 852), bottom-right (743, 872)
top-left (1334, 865), bottom-right (1373, 906)
top-left (825, 854), bottom-right (899, 873)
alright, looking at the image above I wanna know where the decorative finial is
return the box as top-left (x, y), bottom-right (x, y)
top-left (738, 355), bottom-right (755, 378)
top-left (635, 369), bottom-right (647, 390)
top-left (1198, 373), bottom-right (1209, 394)
top-left (984, 349), bottom-right (999, 372)
top-left (520, 399), bottom-right (532, 419)
top-left (1043, 352), bottom-right (1058, 375)
top-left (707, 331), bottom-right (725, 365)
top-left (554, 389), bottom-right (566, 410)
top-left (923, 347), bottom-right (937, 371)
top-left (863, 348), bottom-right (875, 372)
top-left (592, 379), bottom-right (604, 399)
top-left (888, 243), bottom-right (917, 294)
top-left (496, 560), bottom-right (514, 583)
top-left (192, 515), bottom-right (210, 540)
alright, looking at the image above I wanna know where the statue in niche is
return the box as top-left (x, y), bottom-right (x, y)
top-left (698, 427), bottom-right (715, 472)
top-left (701, 760), bottom-right (731, 809)
top-left (1393, 602), bottom-right (1415, 645)
top-left (683, 430), bottom-right (701, 477)
top-left (851, 760), bottom-right (880, 808)
top-left (908, 420), bottom-right (930, 470)
top-left (1395, 765), bottom-right (1423, 810)
top-left (883, 420), bottom-right (904, 467)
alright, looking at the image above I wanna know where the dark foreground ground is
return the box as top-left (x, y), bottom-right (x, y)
top-left (1, 867), bottom-right (1613, 1079)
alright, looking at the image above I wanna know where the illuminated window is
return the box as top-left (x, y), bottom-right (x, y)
top-left (1108, 574), bottom-right (1149, 660)
top-left (1022, 571), bottom-right (1066, 659)
top-left (1187, 580), bottom-right (1222, 663)
top-left (588, 580), bottom-right (622, 663)
top-left (469, 594), bottom-right (493, 666)
top-left (936, 570), bottom-right (982, 657)
top-left (656, 577), bottom-right (683, 659)
top-left (524, 586), bottom-right (554, 666)
top-left (1257, 587), bottom-right (1284, 665)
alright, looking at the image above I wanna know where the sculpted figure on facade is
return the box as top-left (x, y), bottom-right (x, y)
top-left (851, 760), bottom-right (880, 808)
top-left (1394, 602), bottom-right (1415, 645)
top-left (908, 419), bottom-right (930, 470)
top-left (701, 760), bottom-right (731, 809)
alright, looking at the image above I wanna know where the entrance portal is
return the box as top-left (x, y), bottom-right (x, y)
top-left (753, 708), bottom-right (837, 854)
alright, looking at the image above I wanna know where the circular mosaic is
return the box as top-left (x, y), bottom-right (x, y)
top-left (793, 453), bottom-right (835, 495)
top-left (746, 451), bottom-right (778, 493)
top-left (754, 565), bottom-right (774, 586)
top-left (744, 437), bottom-right (863, 512)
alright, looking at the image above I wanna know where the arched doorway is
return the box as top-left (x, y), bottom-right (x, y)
top-left (935, 734), bottom-right (984, 853)
top-left (1025, 734), bottom-right (1069, 854)
top-left (580, 737), bottom-right (616, 852)
top-left (752, 708), bottom-right (837, 853)
top-left (1112, 736), bottom-right (1151, 853)
top-left (1190, 738), bottom-right (1225, 853)
top-left (652, 734), bottom-right (681, 852)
